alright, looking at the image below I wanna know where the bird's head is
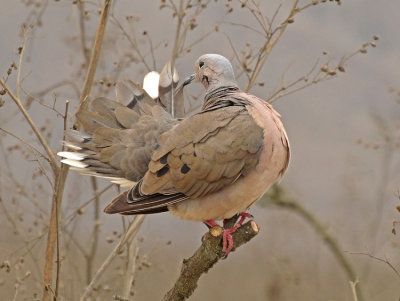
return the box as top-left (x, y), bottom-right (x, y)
top-left (183, 54), bottom-right (238, 91)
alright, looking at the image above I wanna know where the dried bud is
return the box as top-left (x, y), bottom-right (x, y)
top-left (189, 21), bottom-right (197, 30)
top-left (287, 18), bottom-right (294, 24)
top-left (0, 89), bottom-right (5, 95)
top-left (373, 35), bottom-right (380, 40)
top-left (360, 47), bottom-right (367, 54)
top-left (320, 65), bottom-right (329, 72)
top-left (328, 70), bottom-right (336, 76)
top-left (0, 261), bottom-right (10, 273)
top-left (370, 42), bottom-right (376, 47)
top-left (338, 65), bottom-right (345, 72)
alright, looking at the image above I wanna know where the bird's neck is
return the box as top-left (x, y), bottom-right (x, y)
top-left (202, 86), bottom-right (243, 111)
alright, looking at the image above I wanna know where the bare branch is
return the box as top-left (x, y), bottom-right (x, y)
top-left (245, 0), bottom-right (300, 91)
top-left (262, 185), bottom-right (365, 301)
top-left (0, 79), bottom-right (59, 175)
top-left (349, 252), bottom-right (400, 280)
top-left (76, 0), bottom-right (113, 125)
top-left (163, 219), bottom-right (259, 301)
top-left (80, 215), bottom-right (145, 300)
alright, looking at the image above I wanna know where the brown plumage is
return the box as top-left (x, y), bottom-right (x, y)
top-left (59, 54), bottom-right (290, 222)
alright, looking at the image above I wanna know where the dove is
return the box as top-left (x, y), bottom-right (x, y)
top-left (58, 54), bottom-right (290, 254)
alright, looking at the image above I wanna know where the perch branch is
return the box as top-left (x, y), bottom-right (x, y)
top-left (163, 219), bottom-right (259, 301)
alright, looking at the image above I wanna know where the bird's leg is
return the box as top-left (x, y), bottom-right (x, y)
top-left (220, 212), bottom-right (253, 254)
top-left (204, 219), bottom-right (220, 229)
top-left (236, 212), bottom-right (253, 227)
top-left (223, 212), bottom-right (253, 228)
top-left (204, 213), bottom-right (253, 254)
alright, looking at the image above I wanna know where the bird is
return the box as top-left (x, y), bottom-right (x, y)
top-left (58, 54), bottom-right (290, 254)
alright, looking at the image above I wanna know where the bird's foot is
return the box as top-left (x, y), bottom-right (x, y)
top-left (221, 228), bottom-right (235, 254)
top-left (205, 212), bottom-right (254, 255)
top-left (223, 212), bottom-right (253, 228)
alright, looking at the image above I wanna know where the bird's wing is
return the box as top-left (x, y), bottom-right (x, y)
top-left (104, 104), bottom-right (264, 215)
top-left (144, 104), bottom-right (264, 197)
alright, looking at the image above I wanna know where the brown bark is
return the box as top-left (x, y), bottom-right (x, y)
top-left (163, 219), bottom-right (259, 301)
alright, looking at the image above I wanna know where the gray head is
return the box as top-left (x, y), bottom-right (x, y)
top-left (183, 54), bottom-right (238, 91)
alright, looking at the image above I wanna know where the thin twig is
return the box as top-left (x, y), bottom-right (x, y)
top-left (80, 215), bottom-right (145, 300)
top-left (169, 0), bottom-right (184, 118)
top-left (42, 165), bottom-right (68, 301)
top-left (75, 0), bottom-right (113, 128)
top-left (16, 26), bottom-right (28, 100)
top-left (63, 184), bottom-right (113, 226)
top-left (350, 280), bottom-right (359, 301)
top-left (109, 15), bottom-right (151, 72)
top-left (121, 235), bottom-right (139, 298)
top-left (0, 80), bottom-right (59, 175)
top-left (86, 177), bottom-right (101, 284)
top-left (245, 0), bottom-right (299, 91)
top-left (0, 127), bottom-right (49, 163)
top-left (263, 185), bottom-right (365, 301)
top-left (349, 252), bottom-right (400, 280)
top-left (78, 1), bottom-right (91, 65)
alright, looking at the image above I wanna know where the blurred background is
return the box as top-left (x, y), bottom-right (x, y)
top-left (0, 0), bottom-right (399, 300)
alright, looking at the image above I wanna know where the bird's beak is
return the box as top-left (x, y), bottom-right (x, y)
top-left (182, 74), bottom-right (196, 87)
top-left (174, 74), bottom-right (196, 98)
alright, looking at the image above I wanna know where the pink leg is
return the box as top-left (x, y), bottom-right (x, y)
top-left (223, 212), bottom-right (253, 228)
top-left (237, 212), bottom-right (253, 226)
top-left (221, 212), bottom-right (254, 254)
top-left (204, 219), bottom-right (220, 228)
top-left (222, 228), bottom-right (235, 253)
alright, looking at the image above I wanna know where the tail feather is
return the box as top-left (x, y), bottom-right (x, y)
top-left (58, 62), bottom-right (193, 215)
top-left (104, 190), bottom-right (187, 215)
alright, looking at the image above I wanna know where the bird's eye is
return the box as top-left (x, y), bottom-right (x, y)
top-left (199, 61), bottom-right (205, 68)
